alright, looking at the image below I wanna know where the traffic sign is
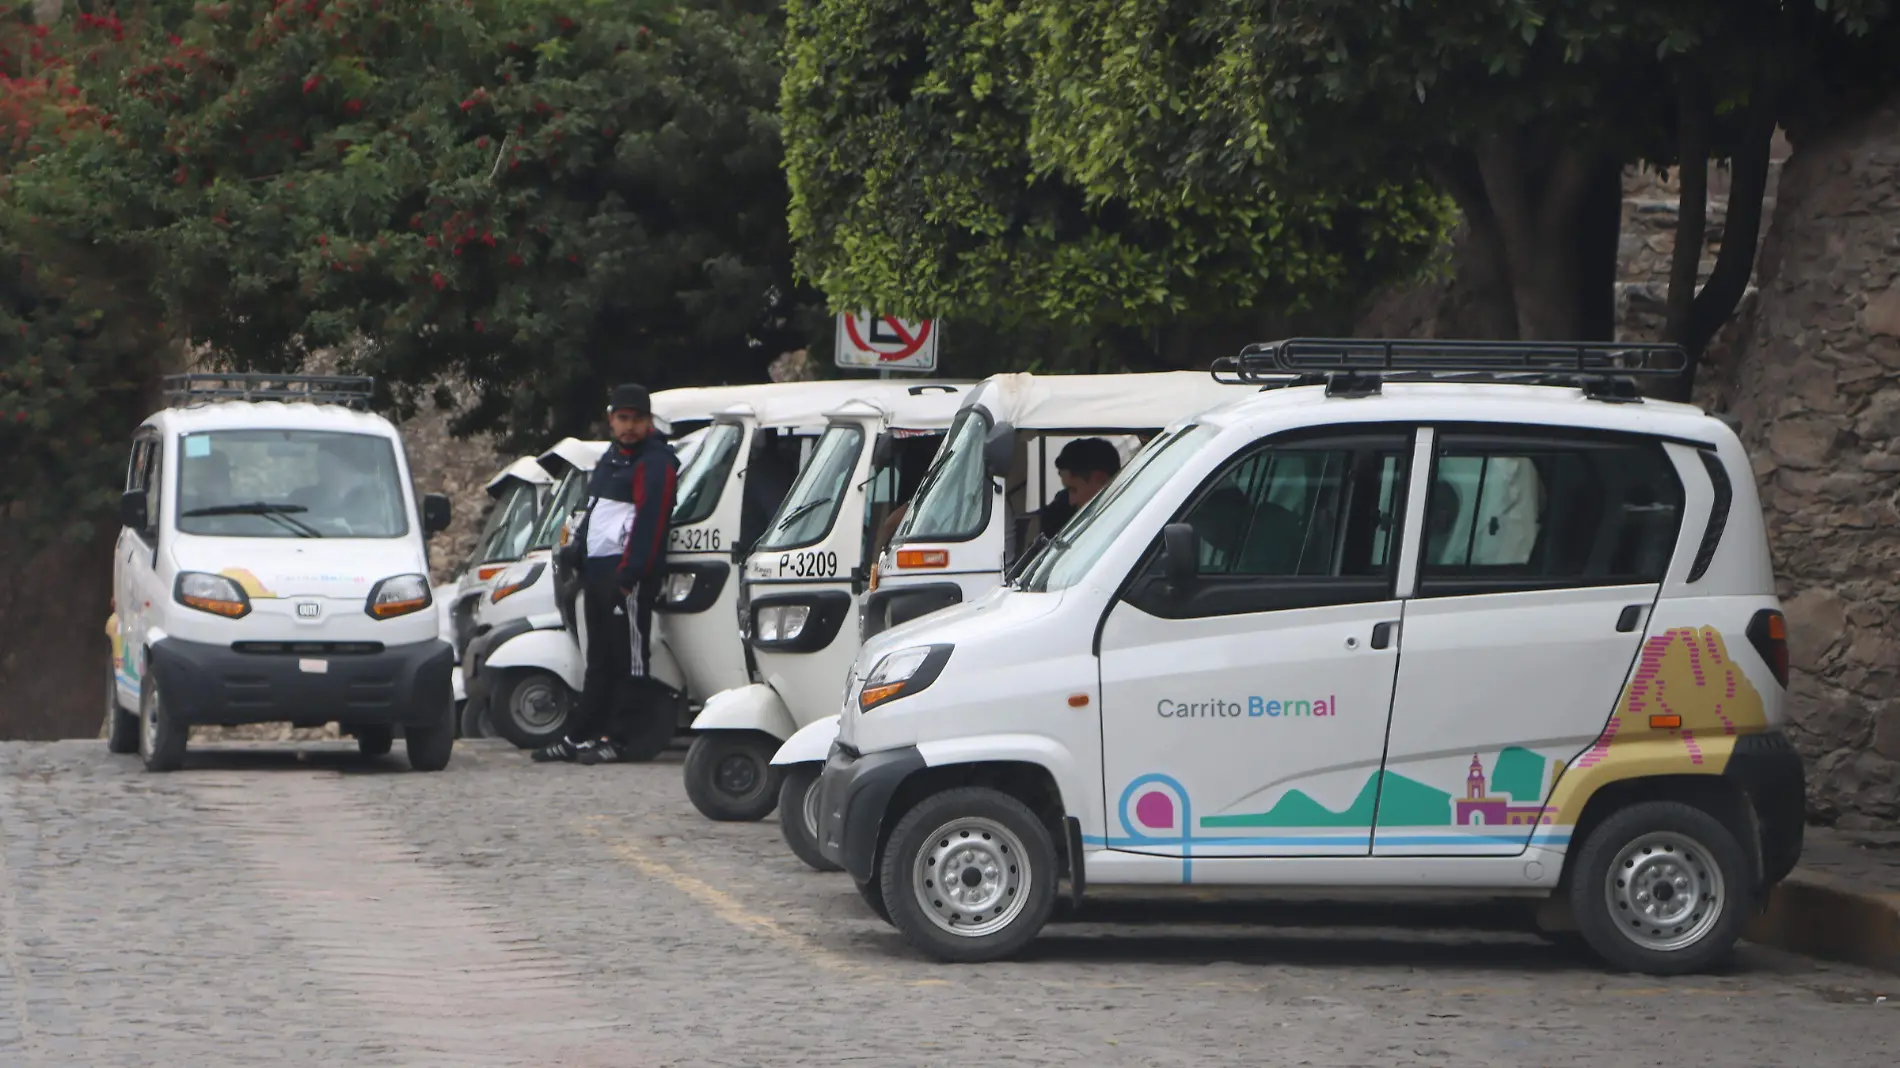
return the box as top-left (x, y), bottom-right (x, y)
top-left (834, 312), bottom-right (939, 372)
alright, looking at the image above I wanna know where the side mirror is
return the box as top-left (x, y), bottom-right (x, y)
top-left (869, 433), bottom-right (894, 471)
top-left (119, 489), bottom-right (148, 532)
top-left (422, 493), bottom-right (452, 536)
top-left (982, 420), bottom-right (1016, 479)
top-left (1161, 522), bottom-right (1198, 599)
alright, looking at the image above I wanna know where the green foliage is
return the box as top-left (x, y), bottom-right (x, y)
top-left (781, 0), bottom-right (1451, 333)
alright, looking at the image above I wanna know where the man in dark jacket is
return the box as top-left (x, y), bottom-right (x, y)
top-left (535, 383), bottom-right (680, 764)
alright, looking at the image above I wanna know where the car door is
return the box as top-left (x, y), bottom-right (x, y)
top-left (119, 430), bottom-right (165, 691)
top-left (1097, 429), bottom-right (1415, 866)
top-left (113, 435), bottom-right (153, 700)
top-left (1371, 427), bottom-right (1687, 856)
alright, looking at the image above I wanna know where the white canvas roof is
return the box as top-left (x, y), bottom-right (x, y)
top-left (961, 371), bottom-right (1251, 431)
top-left (483, 455), bottom-right (553, 495)
top-left (537, 437), bottom-right (608, 476)
top-left (702, 379), bottom-right (973, 432)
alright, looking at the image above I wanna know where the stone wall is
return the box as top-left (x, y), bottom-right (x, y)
top-left (1711, 95), bottom-right (1900, 827)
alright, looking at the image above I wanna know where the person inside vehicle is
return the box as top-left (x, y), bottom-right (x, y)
top-left (535, 383), bottom-right (680, 765)
top-left (1036, 437), bottom-right (1122, 537)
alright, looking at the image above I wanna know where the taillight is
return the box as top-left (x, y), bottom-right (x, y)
top-left (1746, 609), bottom-right (1789, 688)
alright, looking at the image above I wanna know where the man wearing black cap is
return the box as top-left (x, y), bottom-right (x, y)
top-left (535, 383), bottom-right (680, 764)
top-left (1037, 437), bottom-right (1122, 536)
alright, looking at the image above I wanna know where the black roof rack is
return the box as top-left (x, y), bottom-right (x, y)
top-left (164, 373), bottom-right (376, 410)
top-left (1210, 338), bottom-right (1688, 403)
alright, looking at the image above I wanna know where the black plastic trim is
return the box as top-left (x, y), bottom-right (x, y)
top-left (1688, 448), bottom-right (1732, 583)
top-left (653, 560), bottom-right (729, 615)
top-left (858, 644), bottom-right (955, 713)
top-left (748, 588), bottom-right (854, 653)
top-left (1723, 731), bottom-right (1806, 888)
top-left (817, 743), bottom-right (928, 882)
top-left (861, 582), bottom-right (963, 640)
top-left (1065, 815), bottom-right (1087, 907)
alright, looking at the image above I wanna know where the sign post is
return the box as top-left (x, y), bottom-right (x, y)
top-left (834, 312), bottom-right (939, 375)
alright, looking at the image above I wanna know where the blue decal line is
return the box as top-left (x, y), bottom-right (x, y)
top-left (1082, 832), bottom-right (1573, 849)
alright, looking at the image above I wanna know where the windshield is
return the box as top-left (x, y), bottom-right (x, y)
top-left (472, 480), bottom-right (543, 564)
top-left (756, 423), bottom-right (864, 551)
top-left (672, 421), bottom-right (744, 527)
top-left (175, 429), bottom-right (407, 538)
top-left (894, 407), bottom-right (988, 542)
top-left (1018, 423), bottom-right (1216, 592)
top-left (528, 466), bottom-right (589, 550)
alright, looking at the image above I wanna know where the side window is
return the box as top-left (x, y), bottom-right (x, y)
top-left (1420, 433), bottom-right (1684, 596)
top-left (1130, 434), bottom-right (1413, 618)
top-left (126, 439), bottom-right (149, 493)
top-left (144, 438), bottom-right (164, 537)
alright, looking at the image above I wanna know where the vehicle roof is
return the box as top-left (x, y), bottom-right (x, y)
top-left (144, 400), bottom-right (401, 438)
top-left (707, 379), bottom-right (973, 431)
top-left (963, 371), bottom-right (1253, 431)
top-left (1192, 379), bottom-right (1728, 444)
top-left (537, 437), bottom-right (608, 476)
top-left (485, 456), bottom-right (553, 495)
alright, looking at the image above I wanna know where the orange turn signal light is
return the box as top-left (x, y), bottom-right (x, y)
top-left (895, 549), bottom-right (949, 569)
top-left (860, 681), bottom-right (907, 709)
top-left (181, 595), bottom-right (249, 619)
top-left (1649, 714), bottom-right (1683, 729)
top-left (370, 597), bottom-right (429, 619)
top-left (477, 564), bottom-right (508, 581)
top-left (1067, 693), bottom-right (1090, 708)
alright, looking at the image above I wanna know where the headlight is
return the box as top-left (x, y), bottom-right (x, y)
top-left (660, 570), bottom-right (696, 606)
top-left (175, 572), bottom-right (251, 618)
top-left (859, 644), bottom-right (953, 711)
top-left (366, 573), bottom-right (433, 619)
top-left (756, 604), bottom-right (811, 643)
top-left (490, 562), bottom-right (545, 603)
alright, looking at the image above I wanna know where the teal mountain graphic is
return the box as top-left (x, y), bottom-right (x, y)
top-left (1490, 746), bottom-right (1547, 803)
top-left (1202, 771), bottom-right (1451, 828)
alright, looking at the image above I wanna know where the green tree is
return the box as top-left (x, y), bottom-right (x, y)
top-left (780, 0), bottom-right (1451, 358)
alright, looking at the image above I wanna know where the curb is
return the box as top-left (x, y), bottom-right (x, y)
top-left (1744, 872), bottom-right (1900, 973)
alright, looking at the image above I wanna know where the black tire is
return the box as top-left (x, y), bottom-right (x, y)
top-left (404, 699), bottom-right (455, 772)
top-left (856, 877), bottom-right (893, 926)
top-left (878, 786), bottom-right (1058, 963)
top-left (490, 670), bottom-right (575, 750)
top-left (456, 697), bottom-right (484, 739)
top-left (682, 731), bottom-right (782, 821)
top-left (778, 764), bottom-right (842, 872)
top-left (615, 679), bottom-right (681, 763)
top-left (356, 726), bottom-right (394, 757)
top-left (105, 669), bottom-right (139, 754)
top-left (1570, 800), bottom-right (1752, 975)
top-left (138, 675), bottom-right (188, 773)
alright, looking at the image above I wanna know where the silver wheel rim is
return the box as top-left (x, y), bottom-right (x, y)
top-left (800, 774), bottom-right (823, 838)
top-left (911, 816), bottom-right (1032, 938)
top-left (510, 677), bottom-right (566, 732)
top-left (140, 685), bottom-right (159, 758)
top-left (1605, 830), bottom-right (1726, 952)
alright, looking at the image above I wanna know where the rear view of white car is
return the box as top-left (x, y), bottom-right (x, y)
top-left (106, 374), bottom-right (458, 771)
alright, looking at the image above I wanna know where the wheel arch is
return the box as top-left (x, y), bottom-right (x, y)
top-left (876, 760), bottom-right (1074, 890)
top-left (1559, 774), bottom-right (1761, 892)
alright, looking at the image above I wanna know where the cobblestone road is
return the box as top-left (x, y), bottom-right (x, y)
top-left (1, 739), bottom-right (1894, 1067)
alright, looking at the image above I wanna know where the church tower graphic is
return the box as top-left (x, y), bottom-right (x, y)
top-left (1452, 752), bottom-right (1555, 827)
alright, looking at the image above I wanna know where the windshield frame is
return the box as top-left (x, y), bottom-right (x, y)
top-left (891, 406), bottom-right (992, 546)
top-left (172, 428), bottom-right (409, 540)
top-left (671, 420), bottom-right (745, 528)
top-left (755, 422), bottom-right (866, 553)
top-left (1018, 422), bottom-right (1214, 593)
top-left (527, 466), bottom-right (589, 551)
top-left (471, 479), bottom-right (544, 565)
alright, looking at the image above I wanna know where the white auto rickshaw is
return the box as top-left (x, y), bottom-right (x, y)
top-left (445, 456), bottom-right (554, 712)
top-left (767, 372), bottom-right (1250, 867)
top-left (680, 384), bottom-right (969, 829)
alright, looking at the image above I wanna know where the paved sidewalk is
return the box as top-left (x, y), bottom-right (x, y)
top-left (1746, 825), bottom-right (1900, 974)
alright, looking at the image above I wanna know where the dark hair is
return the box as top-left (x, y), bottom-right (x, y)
top-left (1054, 437), bottom-right (1121, 477)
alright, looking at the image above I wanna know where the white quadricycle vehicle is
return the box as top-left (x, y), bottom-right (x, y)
top-left (768, 372), bottom-right (1249, 867)
top-left (817, 339), bottom-right (1804, 976)
top-left (445, 455), bottom-right (553, 719)
top-left (680, 383), bottom-right (969, 830)
top-left (106, 374), bottom-right (459, 772)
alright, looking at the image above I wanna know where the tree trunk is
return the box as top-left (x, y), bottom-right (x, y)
top-left (1471, 134), bottom-right (1611, 340)
top-left (1665, 81), bottom-right (1712, 349)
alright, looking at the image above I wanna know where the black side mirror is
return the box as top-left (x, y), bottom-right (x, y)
top-left (119, 489), bottom-right (148, 532)
top-left (422, 493), bottom-right (452, 536)
top-left (983, 420), bottom-right (1016, 479)
top-left (869, 433), bottom-right (894, 471)
top-left (1161, 522), bottom-right (1198, 600)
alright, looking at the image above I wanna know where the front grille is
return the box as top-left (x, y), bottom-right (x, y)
top-left (231, 641), bottom-right (385, 656)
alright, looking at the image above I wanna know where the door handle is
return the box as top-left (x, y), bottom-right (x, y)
top-left (1616, 605), bottom-right (1645, 633)
top-left (1370, 621), bottom-right (1398, 650)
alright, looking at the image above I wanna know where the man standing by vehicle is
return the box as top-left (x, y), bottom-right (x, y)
top-left (1037, 437), bottom-right (1121, 536)
top-left (535, 384), bottom-right (679, 765)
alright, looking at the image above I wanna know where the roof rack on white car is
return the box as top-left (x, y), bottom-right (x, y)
top-left (163, 373), bottom-right (376, 410)
top-left (1209, 337), bottom-right (1688, 404)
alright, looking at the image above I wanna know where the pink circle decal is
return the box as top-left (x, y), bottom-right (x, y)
top-left (1135, 790), bottom-right (1175, 830)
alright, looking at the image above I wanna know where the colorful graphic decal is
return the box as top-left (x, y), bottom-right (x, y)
top-left (1094, 626), bottom-right (1769, 882)
top-left (218, 568), bottom-right (278, 599)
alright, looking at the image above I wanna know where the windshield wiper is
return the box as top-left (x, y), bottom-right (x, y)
top-left (182, 501), bottom-right (324, 538)
top-left (771, 496), bottom-right (834, 531)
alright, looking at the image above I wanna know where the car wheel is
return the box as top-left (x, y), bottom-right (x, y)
top-left (1570, 800), bottom-right (1751, 975)
top-left (491, 670), bottom-right (574, 750)
top-left (682, 731), bottom-right (782, 821)
top-left (138, 676), bottom-right (188, 773)
top-left (404, 699), bottom-right (456, 772)
top-left (105, 668), bottom-right (139, 755)
top-left (777, 763), bottom-right (842, 872)
top-left (356, 726), bottom-right (394, 758)
top-left (879, 786), bottom-right (1057, 963)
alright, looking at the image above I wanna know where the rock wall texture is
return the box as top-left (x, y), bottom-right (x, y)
top-left (1707, 95), bottom-right (1900, 827)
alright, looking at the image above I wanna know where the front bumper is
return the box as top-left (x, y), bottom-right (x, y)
top-left (459, 618), bottom-right (535, 712)
top-left (149, 637), bottom-right (453, 727)
top-left (816, 741), bottom-right (926, 883)
top-left (1724, 730), bottom-right (1807, 888)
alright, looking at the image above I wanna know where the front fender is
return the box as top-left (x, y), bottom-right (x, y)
top-left (915, 733), bottom-right (1086, 815)
top-left (689, 683), bottom-right (796, 741)
top-left (648, 634), bottom-right (688, 697)
top-left (771, 714), bottom-right (840, 767)
top-left (483, 628), bottom-right (584, 692)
